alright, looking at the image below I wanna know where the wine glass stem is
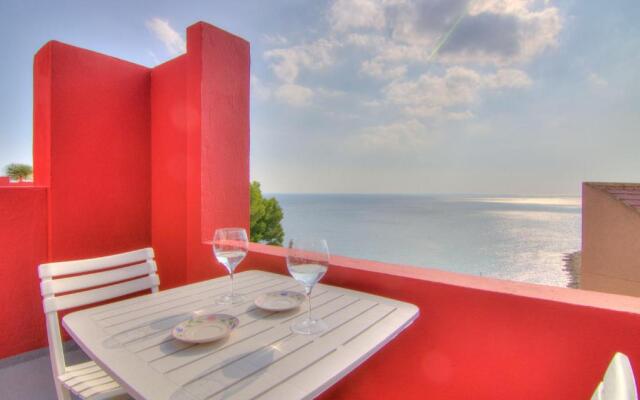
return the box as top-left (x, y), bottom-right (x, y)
top-left (306, 286), bottom-right (313, 321)
top-left (230, 271), bottom-right (234, 298)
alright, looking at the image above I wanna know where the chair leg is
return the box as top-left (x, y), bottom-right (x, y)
top-left (54, 379), bottom-right (72, 400)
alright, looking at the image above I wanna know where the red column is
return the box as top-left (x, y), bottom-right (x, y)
top-left (150, 22), bottom-right (250, 286)
top-left (184, 22), bottom-right (251, 282)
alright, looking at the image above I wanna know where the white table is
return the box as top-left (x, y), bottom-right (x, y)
top-left (63, 270), bottom-right (419, 400)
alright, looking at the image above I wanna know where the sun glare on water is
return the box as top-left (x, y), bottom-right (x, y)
top-left (470, 197), bottom-right (581, 207)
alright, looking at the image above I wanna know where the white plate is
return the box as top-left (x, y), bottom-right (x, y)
top-left (172, 313), bottom-right (239, 344)
top-left (254, 290), bottom-right (306, 312)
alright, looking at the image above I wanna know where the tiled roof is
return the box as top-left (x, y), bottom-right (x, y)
top-left (587, 182), bottom-right (640, 212)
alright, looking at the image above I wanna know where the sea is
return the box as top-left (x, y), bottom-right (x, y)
top-left (272, 194), bottom-right (581, 287)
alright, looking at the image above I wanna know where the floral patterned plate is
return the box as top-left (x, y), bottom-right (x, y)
top-left (172, 313), bottom-right (239, 344)
top-left (254, 290), bottom-right (306, 312)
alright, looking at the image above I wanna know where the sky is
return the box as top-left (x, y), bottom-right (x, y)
top-left (0, 0), bottom-right (638, 195)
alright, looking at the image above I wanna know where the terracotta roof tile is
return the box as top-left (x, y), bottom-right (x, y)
top-left (586, 182), bottom-right (640, 213)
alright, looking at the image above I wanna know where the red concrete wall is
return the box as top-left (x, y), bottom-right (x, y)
top-left (34, 41), bottom-right (152, 262)
top-left (33, 42), bottom-right (51, 187)
top-left (0, 21), bottom-right (250, 359)
top-left (245, 244), bottom-right (640, 400)
top-left (184, 23), bottom-right (251, 283)
top-left (0, 187), bottom-right (48, 358)
top-left (582, 183), bottom-right (640, 296)
top-left (151, 56), bottom-right (188, 289)
top-left (0, 177), bottom-right (10, 185)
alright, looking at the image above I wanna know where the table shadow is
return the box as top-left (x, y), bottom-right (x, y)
top-left (170, 347), bottom-right (278, 400)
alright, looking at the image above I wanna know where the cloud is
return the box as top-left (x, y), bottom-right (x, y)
top-left (361, 60), bottom-right (407, 80)
top-left (262, 33), bottom-right (289, 46)
top-left (440, 12), bottom-right (521, 58)
top-left (264, 39), bottom-right (338, 83)
top-left (345, 32), bottom-right (387, 47)
top-left (316, 87), bottom-right (347, 97)
top-left (146, 18), bottom-right (185, 56)
top-left (341, 0), bottom-right (561, 66)
top-left (274, 83), bottom-right (314, 106)
top-left (352, 119), bottom-right (432, 152)
top-left (485, 68), bottom-right (532, 88)
top-left (146, 49), bottom-right (161, 65)
top-left (261, 1), bottom-right (554, 116)
top-left (385, 66), bottom-right (531, 118)
top-left (587, 72), bottom-right (608, 88)
top-left (251, 75), bottom-right (271, 101)
top-left (329, 0), bottom-right (387, 31)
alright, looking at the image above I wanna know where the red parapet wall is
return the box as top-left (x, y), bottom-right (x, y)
top-left (0, 187), bottom-right (48, 358)
top-left (244, 243), bottom-right (640, 400)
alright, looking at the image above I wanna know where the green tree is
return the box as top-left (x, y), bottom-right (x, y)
top-left (5, 163), bottom-right (33, 182)
top-left (250, 181), bottom-right (284, 245)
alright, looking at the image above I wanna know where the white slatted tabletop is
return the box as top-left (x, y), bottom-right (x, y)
top-left (63, 270), bottom-right (419, 400)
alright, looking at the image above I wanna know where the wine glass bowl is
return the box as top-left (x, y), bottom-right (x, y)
top-left (213, 228), bottom-right (248, 305)
top-left (287, 238), bottom-right (330, 335)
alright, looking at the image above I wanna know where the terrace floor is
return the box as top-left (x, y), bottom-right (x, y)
top-left (0, 342), bottom-right (131, 399)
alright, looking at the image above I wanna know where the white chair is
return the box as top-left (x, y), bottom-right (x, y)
top-left (592, 352), bottom-right (638, 400)
top-left (39, 248), bottom-right (160, 400)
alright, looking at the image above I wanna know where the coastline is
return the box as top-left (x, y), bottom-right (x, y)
top-left (563, 251), bottom-right (581, 289)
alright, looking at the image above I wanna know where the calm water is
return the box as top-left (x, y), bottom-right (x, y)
top-left (273, 194), bottom-right (581, 287)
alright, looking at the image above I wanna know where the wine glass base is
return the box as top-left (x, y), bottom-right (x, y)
top-left (215, 293), bottom-right (247, 305)
top-left (291, 317), bottom-right (328, 335)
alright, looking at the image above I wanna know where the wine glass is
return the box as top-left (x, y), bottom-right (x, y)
top-left (213, 228), bottom-right (248, 305)
top-left (287, 238), bottom-right (330, 335)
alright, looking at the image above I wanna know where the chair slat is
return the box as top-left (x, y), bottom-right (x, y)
top-left (41, 261), bottom-right (157, 296)
top-left (65, 361), bottom-right (99, 373)
top-left (66, 371), bottom-right (108, 387)
top-left (71, 375), bottom-right (113, 392)
top-left (80, 381), bottom-right (122, 398)
top-left (44, 275), bottom-right (160, 313)
top-left (39, 248), bottom-right (154, 278)
top-left (59, 364), bottom-right (102, 381)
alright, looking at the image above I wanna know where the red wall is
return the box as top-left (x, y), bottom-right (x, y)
top-left (149, 23), bottom-right (251, 287)
top-left (151, 55), bottom-right (188, 289)
top-left (0, 22), bottom-right (251, 359)
top-left (245, 244), bottom-right (640, 400)
top-left (34, 41), bottom-right (151, 261)
top-left (0, 177), bottom-right (10, 185)
top-left (0, 188), bottom-right (48, 357)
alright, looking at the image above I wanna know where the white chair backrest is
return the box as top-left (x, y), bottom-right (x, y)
top-left (593, 352), bottom-right (638, 400)
top-left (39, 247), bottom-right (159, 390)
top-left (592, 382), bottom-right (604, 400)
top-left (39, 248), bottom-right (159, 313)
top-left (603, 353), bottom-right (638, 400)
